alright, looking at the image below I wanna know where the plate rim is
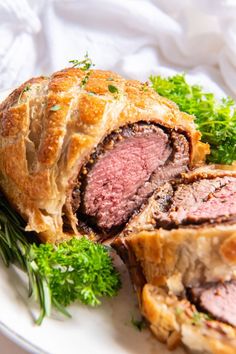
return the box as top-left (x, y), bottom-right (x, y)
top-left (0, 88), bottom-right (46, 354)
top-left (0, 319), bottom-right (49, 354)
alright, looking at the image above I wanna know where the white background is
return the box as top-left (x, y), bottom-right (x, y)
top-left (1, 0), bottom-right (236, 97)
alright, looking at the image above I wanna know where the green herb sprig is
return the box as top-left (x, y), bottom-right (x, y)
top-left (131, 316), bottom-right (147, 331)
top-left (69, 52), bottom-right (94, 71)
top-left (108, 84), bottom-right (119, 94)
top-left (108, 84), bottom-right (120, 99)
top-left (81, 71), bottom-right (92, 88)
top-left (50, 104), bottom-right (61, 111)
top-left (0, 197), bottom-right (121, 325)
top-left (191, 311), bottom-right (212, 326)
top-left (18, 85), bottom-right (31, 104)
top-left (69, 53), bottom-right (95, 89)
top-left (150, 74), bottom-right (236, 164)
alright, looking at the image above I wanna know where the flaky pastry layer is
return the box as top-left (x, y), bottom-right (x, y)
top-left (0, 68), bottom-right (208, 242)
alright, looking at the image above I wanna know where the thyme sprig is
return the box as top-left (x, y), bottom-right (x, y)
top-left (69, 52), bottom-right (94, 71)
top-left (18, 85), bottom-right (31, 104)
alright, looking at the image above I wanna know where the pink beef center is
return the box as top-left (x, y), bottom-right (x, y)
top-left (188, 181), bottom-right (236, 220)
top-left (189, 280), bottom-right (236, 327)
top-left (83, 129), bottom-right (172, 229)
top-left (168, 177), bottom-right (236, 224)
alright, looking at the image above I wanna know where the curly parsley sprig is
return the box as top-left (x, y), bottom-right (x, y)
top-left (150, 74), bottom-right (236, 164)
top-left (0, 197), bottom-right (121, 325)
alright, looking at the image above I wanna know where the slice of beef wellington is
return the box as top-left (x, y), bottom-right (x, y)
top-left (112, 166), bottom-right (236, 353)
top-left (0, 68), bottom-right (208, 243)
top-left (142, 284), bottom-right (236, 354)
top-left (77, 124), bottom-right (190, 237)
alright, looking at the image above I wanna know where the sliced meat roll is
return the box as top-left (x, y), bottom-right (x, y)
top-left (0, 68), bottom-right (208, 243)
top-left (113, 166), bottom-right (236, 353)
top-left (142, 284), bottom-right (236, 354)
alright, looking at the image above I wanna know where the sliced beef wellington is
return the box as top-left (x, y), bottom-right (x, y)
top-left (0, 68), bottom-right (208, 243)
top-left (112, 166), bottom-right (236, 353)
top-left (142, 284), bottom-right (236, 354)
top-left (77, 123), bottom-right (190, 237)
top-left (187, 280), bottom-right (236, 327)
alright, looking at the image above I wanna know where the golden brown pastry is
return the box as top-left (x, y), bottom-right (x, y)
top-left (0, 68), bottom-right (208, 243)
top-left (113, 166), bottom-right (236, 353)
top-left (142, 284), bottom-right (236, 354)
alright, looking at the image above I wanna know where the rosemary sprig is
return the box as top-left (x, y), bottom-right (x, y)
top-left (0, 196), bottom-right (121, 325)
top-left (0, 198), bottom-right (53, 325)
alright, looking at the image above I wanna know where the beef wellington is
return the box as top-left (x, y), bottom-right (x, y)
top-left (0, 68), bottom-right (208, 243)
top-left (113, 166), bottom-right (236, 354)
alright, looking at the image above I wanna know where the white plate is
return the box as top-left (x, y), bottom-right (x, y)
top-left (0, 89), bottom-right (184, 354)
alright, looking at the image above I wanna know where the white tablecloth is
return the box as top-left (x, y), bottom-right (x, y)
top-left (1, 0), bottom-right (236, 97)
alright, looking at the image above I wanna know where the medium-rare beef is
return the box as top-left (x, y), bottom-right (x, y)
top-left (188, 280), bottom-right (236, 327)
top-left (122, 172), bottom-right (236, 236)
top-left (142, 284), bottom-right (236, 353)
top-left (75, 123), bottom-right (190, 235)
top-left (165, 176), bottom-right (236, 226)
top-left (0, 67), bottom-right (208, 242)
top-left (151, 176), bottom-right (236, 228)
top-left (125, 173), bottom-right (236, 232)
top-left (112, 167), bottom-right (236, 353)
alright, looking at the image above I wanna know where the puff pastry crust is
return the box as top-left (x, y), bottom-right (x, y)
top-left (114, 166), bottom-right (236, 290)
top-left (0, 68), bottom-right (208, 243)
top-left (112, 166), bottom-right (236, 353)
top-left (142, 284), bottom-right (236, 353)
